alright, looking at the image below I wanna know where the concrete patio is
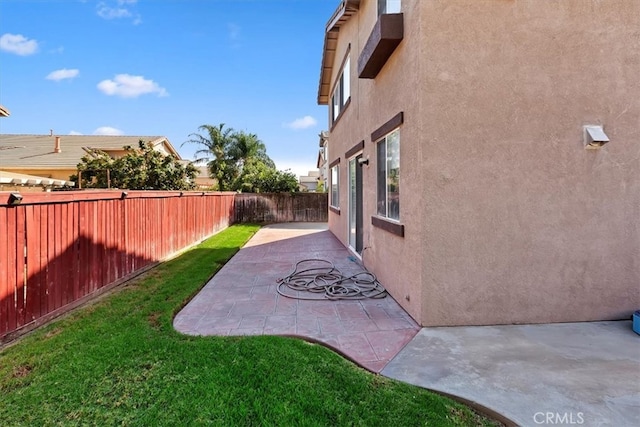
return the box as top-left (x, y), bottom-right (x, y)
top-left (174, 223), bottom-right (640, 426)
top-left (383, 321), bottom-right (640, 427)
top-left (174, 223), bottom-right (419, 373)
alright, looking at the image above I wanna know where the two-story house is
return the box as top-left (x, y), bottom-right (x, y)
top-left (318, 0), bottom-right (639, 326)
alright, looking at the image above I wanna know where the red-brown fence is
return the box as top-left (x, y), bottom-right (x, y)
top-left (234, 193), bottom-right (328, 223)
top-left (0, 190), bottom-right (235, 341)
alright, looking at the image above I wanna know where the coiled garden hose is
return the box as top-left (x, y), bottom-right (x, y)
top-left (277, 259), bottom-right (387, 300)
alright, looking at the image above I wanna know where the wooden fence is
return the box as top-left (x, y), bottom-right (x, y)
top-left (0, 190), bottom-right (235, 341)
top-left (234, 193), bottom-right (328, 223)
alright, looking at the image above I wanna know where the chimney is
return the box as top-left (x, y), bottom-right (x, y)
top-left (54, 136), bottom-right (61, 153)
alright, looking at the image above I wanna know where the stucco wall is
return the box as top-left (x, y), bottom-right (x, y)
top-left (419, 0), bottom-right (640, 325)
top-left (0, 184), bottom-right (50, 193)
top-left (3, 168), bottom-right (77, 181)
top-left (326, 0), bottom-right (424, 322)
top-left (323, 0), bottom-right (639, 326)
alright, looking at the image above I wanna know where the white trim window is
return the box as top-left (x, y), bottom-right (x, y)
top-left (376, 129), bottom-right (400, 220)
top-left (378, 0), bottom-right (401, 15)
top-left (330, 165), bottom-right (340, 208)
top-left (331, 56), bottom-right (351, 123)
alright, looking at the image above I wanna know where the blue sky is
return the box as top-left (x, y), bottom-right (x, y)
top-left (0, 0), bottom-right (337, 177)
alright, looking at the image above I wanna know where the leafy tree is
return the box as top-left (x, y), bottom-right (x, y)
top-left (234, 159), bottom-right (299, 193)
top-left (71, 140), bottom-right (198, 190)
top-left (258, 168), bottom-right (299, 193)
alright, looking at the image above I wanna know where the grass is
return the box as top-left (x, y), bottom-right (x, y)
top-left (0, 224), bottom-right (500, 426)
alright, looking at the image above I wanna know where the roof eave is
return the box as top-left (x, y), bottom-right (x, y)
top-left (150, 136), bottom-right (182, 159)
top-left (316, 150), bottom-right (324, 169)
top-left (317, 0), bottom-right (360, 105)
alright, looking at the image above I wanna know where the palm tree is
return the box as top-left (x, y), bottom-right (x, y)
top-left (228, 131), bottom-right (275, 171)
top-left (184, 124), bottom-right (235, 191)
top-left (227, 131), bottom-right (277, 191)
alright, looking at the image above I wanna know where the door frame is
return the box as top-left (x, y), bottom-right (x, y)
top-left (347, 153), bottom-right (364, 255)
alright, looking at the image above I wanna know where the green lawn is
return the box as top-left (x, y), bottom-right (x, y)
top-left (0, 224), bottom-right (499, 426)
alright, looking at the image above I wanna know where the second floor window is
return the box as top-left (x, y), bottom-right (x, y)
top-left (331, 56), bottom-right (351, 123)
top-left (378, 0), bottom-right (401, 15)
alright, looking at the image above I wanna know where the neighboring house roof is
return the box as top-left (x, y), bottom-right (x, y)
top-left (0, 134), bottom-right (181, 170)
top-left (0, 105), bottom-right (10, 117)
top-left (318, 0), bottom-right (360, 104)
top-left (0, 170), bottom-right (74, 187)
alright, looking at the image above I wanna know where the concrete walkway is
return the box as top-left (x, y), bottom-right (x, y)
top-left (174, 223), bottom-right (419, 373)
top-left (175, 223), bottom-right (640, 425)
top-left (382, 321), bottom-right (640, 427)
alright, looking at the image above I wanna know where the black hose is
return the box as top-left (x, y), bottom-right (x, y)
top-left (276, 259), bottom-right (387, 300)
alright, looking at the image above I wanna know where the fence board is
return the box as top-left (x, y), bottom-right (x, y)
top-left (96, 200), bottom-right (105, 290)
top-left (14, 207), bottom-right (26, 328)
top-left (88, 201), bottom-right (97, 294)
top-left (25, 206), bottom-right (41, 322)
top-left (6, 208), bottom-right (18, 332)
top-left (60, 203), bottom-right (72, 307)
top-left (0, 209), bottom-right (9, 334)
top-left (71, 202), bottom-right (80, 300)
top-left (39, 205), bottom-right (49, 316)
top-left (79, 201), bottom-right (90, 299)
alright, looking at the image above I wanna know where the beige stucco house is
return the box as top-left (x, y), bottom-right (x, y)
top-left (318, 0), bottom-right (639, 326)
top-left (0, 134), bottom-right (182, 189)
top-left (194, 165), bottom-right (217, 189)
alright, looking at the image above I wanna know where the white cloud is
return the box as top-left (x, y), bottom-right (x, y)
top-left (46, 68), bottom-right (79, 81)
top-left (97, 4), bottom-right (131, 19)
top-left (69, 130), bottom-right (83, 135)
top-left (97, 74), bottom-right (168, 98)
top-left (93, 126), bottom-right (124, 136)
top-left (97, 1), bottom-right (141, 24)
top-left (285, 115), bottom-right (318, 130)
top-left (0, 33), bottom-right (38, 56)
